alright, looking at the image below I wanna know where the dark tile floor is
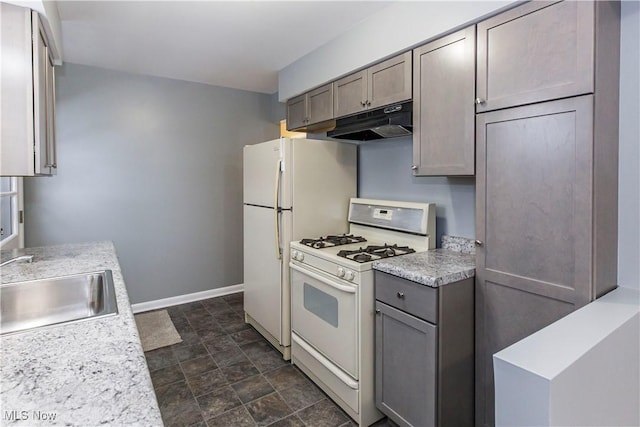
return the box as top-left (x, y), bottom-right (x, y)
top-left (144, 292), bottom-right (394, 427)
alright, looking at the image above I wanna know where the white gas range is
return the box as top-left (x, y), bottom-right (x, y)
top-left (289, 198), bottom-right (435, 426)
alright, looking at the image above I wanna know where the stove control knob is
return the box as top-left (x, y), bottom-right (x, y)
top-left (344, 270), bottom-right (355, 281)
top-left (291, 250), bottom-right (298, 260)
top-left (337, 267), bottom-right (346, 278)
top-left (297, 252), bottom-right (304, 261)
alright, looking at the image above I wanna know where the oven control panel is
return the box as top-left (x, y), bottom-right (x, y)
top-left (373, 208), bottom-right (393, 221)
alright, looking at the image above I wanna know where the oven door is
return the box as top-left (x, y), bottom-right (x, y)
top-left (290, 262), bottom-right (358, 379)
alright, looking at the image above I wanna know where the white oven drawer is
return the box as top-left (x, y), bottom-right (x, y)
top-left (290, 262), bottom-right (358, 378)
top-left (292, 333), bottom-right (359, 415)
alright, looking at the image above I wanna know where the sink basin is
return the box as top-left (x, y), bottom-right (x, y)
top-left (1, 270), bottom-right (118, 335)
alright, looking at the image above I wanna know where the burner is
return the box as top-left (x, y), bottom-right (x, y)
top-left (337, 244), bottom-right (416, 263)
top-left (300, 238), bottom-right (327, 249)
top-left (354, 253), bottom-right (372, 263)
top-left (300, 234), bottom-right (366, 249)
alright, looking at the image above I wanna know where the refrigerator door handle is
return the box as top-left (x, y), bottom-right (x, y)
top-left (274, 159), bottom-right (282, 260)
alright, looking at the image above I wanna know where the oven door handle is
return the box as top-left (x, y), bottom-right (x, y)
top-left (292, 334), bottom-right (358, 389)
top-left (290, 263), bottom-right (356, 294)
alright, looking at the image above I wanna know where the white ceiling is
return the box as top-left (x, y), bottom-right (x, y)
top-left (56, 1), bottom-right (394, 94)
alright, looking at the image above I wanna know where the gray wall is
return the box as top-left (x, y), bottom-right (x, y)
top-left (25, 63), bottom-right (279, 303)
top-left (357, 137), bottom-right (475, 246)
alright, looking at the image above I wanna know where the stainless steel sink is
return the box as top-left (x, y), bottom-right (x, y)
top-left (1, 270), bottom-right (118, 335)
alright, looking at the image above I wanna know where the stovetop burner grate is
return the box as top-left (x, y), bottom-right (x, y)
top-left (337, 244), bottom-right (416, 263)
top-left (300, 234), bottom-right (367, 249)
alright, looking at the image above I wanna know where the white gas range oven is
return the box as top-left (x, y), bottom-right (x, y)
top-left (289, 198), bottom-right (436, 426)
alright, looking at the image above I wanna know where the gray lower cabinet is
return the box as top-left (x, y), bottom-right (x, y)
top-left (286, 83), bottom-right (334, 131)
top-left (476, 1), bottom-right (596, 112)
top-left (412, 26), bottom-right (475, 176)
top-left (334, 52), bottom-right (412, 118)
top-left (375, 271), bottom-right (474, 427)
top-left (375, 301), bottom-right (436, 427)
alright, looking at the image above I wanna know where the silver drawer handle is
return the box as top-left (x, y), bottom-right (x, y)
top-left (397, 292), bottom-right (405, 299)
top-left (375, 308), bottom-right (381, 315)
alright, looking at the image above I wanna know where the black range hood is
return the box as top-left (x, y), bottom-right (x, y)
top-left (327, 101), bottom-right (412, 141)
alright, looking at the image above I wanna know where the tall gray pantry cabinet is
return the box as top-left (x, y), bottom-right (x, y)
top-left (474, 1), bottom-right (621, 426)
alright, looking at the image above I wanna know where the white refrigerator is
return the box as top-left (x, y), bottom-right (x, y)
top-left (243, 138), bottom-right (357, 360)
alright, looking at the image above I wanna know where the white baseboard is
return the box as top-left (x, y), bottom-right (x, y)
top-left (131, 284), bottom-right (244, 314)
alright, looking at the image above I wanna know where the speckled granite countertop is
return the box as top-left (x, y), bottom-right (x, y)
top-left (373, 248), bottom-right (476, 288)
top-left (0, 241), bottom-right (162, 426)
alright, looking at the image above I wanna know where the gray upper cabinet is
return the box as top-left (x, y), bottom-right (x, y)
top-left (286, 83), bottom-right (334, 131)
top-left (334, 52), bottom-right (411, 118)
top-left (1, 3), bottom-right (57, 176)
top-left (476, 1), bottom-right (595, 112)
top-left (333, 70), bottom-right (367, 118)
top-left (367, 52), bottom-right (412, 110)
top-left (412, 26), bottom-right (476, 176)
top-left (286, 94), bottom-right (307, 131)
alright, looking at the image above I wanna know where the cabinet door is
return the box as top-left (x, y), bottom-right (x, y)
top-left (368, 51), bottom-right (412, 110)
top-left (375, 301), bottom-right (436, 427)
top-left (475, 95), bottom-right (594, 427)
top-left (413, 27), bottom-right (475, 176)
top-left (286, 94), bottom-right (307, 131)
top-left (1, 3), bottom-right (34, 176)
top-left (306, 83), bottom-right (333, 126)
top-left (32, 17), bottom-right (51, 176)
top-left (476, 1), bottom-right (594, 112)
top-left (333, 70), bottom-right (367, 118)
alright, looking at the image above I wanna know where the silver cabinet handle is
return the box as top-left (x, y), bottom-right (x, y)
top-left (361, 101), bottom-right (366, 107)
top-left (475, 97), bottom-right (486, 105)
top-left (375, 308), bottom-right (381, 315)
top-left (411, 165), bottom-right (418, 171)
top-left (475, 240), bottom-right (483, 246)
top-left (397, 292), bottom-right (405, 299)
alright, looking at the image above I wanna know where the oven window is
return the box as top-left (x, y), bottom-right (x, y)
top-left (303, 283), bottom-right (338, 328)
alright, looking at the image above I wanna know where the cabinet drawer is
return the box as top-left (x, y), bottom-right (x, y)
top-left (375, 271), bottom-right (437, 323)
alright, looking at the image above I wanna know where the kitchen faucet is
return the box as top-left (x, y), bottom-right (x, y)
top-left (0, 251), bottom-right (34, 267)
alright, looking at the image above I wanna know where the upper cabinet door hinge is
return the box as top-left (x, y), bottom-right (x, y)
top-left (19, 210), bottom-right (24, 224)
